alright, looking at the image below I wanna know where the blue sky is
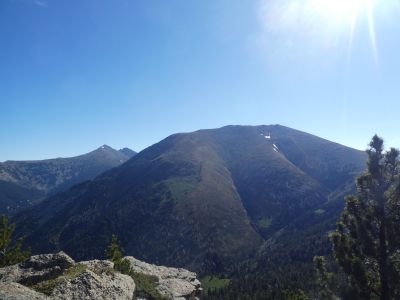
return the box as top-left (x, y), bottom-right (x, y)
top-left (1, 0), bottom-right (400, 161)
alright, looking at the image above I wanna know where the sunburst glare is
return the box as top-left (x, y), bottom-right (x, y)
top-left (258, 0), bottom-right (392, 66)
top-left (312, 0), bottom-right (378, 64)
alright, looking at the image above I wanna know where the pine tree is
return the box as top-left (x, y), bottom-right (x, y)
top-left (106, 235), bottom-right (123, 262)
top-left (282, 289), bottom-right (310, 300)
top-left (105, 234), bottom-right (131, 274)
top-left (313, 256), bottom-right (338, 300)
top-left (0, 215), bottom-right (30, 267)
top-left (330, 135), bottom-right (400, 300)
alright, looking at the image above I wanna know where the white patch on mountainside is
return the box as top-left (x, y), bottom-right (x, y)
top-left (261, 133), bottom-right (272, 139)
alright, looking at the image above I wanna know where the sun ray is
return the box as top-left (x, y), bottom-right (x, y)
top-left (258, 0), bottom-right (394, 66)
top-left (308, 0), bottom-right (380, 65)
top-left (367, 1), bottom-right (379, 66)
top-left (347, 6), bottom-right (359, 64)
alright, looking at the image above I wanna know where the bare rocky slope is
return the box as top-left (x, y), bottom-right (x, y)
top-left (0, 252), bottom-right (201, 300)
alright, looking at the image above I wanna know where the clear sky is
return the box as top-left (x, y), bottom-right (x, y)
top-left (1, 0), bottom-right (400, 161)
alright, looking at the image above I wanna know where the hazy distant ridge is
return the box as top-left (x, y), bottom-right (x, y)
top-left (0, 145), bottom-right (136, 214)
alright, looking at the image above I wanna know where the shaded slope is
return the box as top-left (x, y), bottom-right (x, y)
top-left (0, 180), bottom-right (43, 214)
top-left (266, 125), bottom-right (366, 190)
top-left (196, 126), bottom-right (331, 237)
top-left (250, 125), bottom-right (367, 269)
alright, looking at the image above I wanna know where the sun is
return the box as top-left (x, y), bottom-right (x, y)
top-left (258, 0), bottom-right (384, 64)
top-left (309, 0), bottom-right (378, 62)
top-left (309, 0), bottom-right (372, 22)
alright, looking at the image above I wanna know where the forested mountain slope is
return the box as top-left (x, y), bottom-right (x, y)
top-left (13, 125), bottom-right (366, 277)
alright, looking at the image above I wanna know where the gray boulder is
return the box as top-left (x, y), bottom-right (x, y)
top-left (0, 252), bottom-right (135, 300)
top-left (0, 282), bottom-right (48, 300)
top-left (50, 269), bottom-right (135, 300)
top-left (125, 256), bottom-right (202, 300)
top-left (22, 252), bottom-right (75, 271)
top-left (0, 252), bottom-right (202, 300)
top-left (79, 259), bottom-right (114, 272)
top-left (0, 252), bottom-right (74, 285)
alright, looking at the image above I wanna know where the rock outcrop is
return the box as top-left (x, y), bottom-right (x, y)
top-left (126, 257), bottom-right (202, 300)
top-left (0, 252), bottom-right (135, 300)
top-left (0, 282), bottom-right (48, 300)
top-left (0, 252), bottom-right (202, 300)
top-left (51, 269), bottom-right (135, 300)
top-left (0, 252), bottom-right (75, 285)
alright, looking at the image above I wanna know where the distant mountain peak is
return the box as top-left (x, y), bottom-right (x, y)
top-left (118, 148), bottom-right (137, 158)
top-left (98, 144), bottom-right (114, 151)
top-left (94, 145), bottom-right (136, 158)
top-left (0, 144), bottom-right (137, 214)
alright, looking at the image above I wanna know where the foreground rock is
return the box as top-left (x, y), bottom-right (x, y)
top-left (0, 252), bottom-right (202, 299)
top-left (0, 282), bottom-right (48, 300)
top-left (126, 256), bottom-right (202, 300)
top-left (0, 252), bottom-right (75, 285)
top-left (0, 252), bottom-right (134, 300)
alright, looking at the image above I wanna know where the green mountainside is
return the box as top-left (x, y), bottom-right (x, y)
top-left (13, 125), bottom-right (366, 282)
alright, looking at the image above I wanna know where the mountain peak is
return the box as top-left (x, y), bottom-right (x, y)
top-left (118, 148), bottom-right (136, 158)
top-left (98, 144), bottom-right (114, 151)
top-left (0, 144), bottom-right (136, 214)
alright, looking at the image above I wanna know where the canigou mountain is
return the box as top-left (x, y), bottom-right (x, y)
top-left (3, 0), bottom-right (399, 297)
top-left (13, 125), bottom-right (366, 276)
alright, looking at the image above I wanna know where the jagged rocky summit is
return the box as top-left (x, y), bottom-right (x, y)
top-left (0, 252), bottom-right (201, 300)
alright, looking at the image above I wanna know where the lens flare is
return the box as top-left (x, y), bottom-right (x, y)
top-left (310, 0), bottom-right (378, 63)
top-left (259, 0), bottom-right (383, 65)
